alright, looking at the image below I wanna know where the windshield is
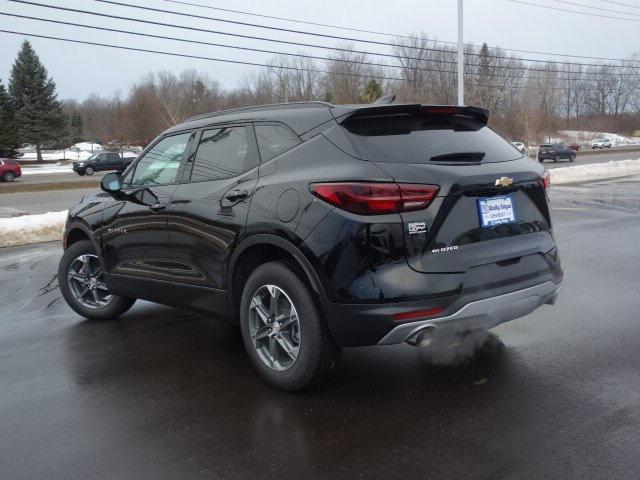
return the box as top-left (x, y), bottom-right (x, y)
top-left (342, 113), bottom-right (523, 164)
top-left (87, 154), bottom-right (101, 160)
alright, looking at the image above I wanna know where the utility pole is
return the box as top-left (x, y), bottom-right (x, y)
top-left (457, 0), bottom-right (464, 106)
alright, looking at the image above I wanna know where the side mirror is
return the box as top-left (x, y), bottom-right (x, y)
top-left (101, 172), bottom-right (122, 194)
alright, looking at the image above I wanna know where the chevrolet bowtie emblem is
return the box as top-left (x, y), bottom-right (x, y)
top-left (495, 176), bottom-right (514, 187)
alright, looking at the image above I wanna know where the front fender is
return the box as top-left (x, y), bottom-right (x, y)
top-left (63, 218), bottom-right (99, 251)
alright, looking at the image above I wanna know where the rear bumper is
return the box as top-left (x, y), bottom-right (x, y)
top-left (377, 281), bottom-right (560, 345)
top-left (321, 277), bottom-right (562, 347)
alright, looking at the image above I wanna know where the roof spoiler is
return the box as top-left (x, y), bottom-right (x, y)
top-left (336, 104), bottom-right (490, 126)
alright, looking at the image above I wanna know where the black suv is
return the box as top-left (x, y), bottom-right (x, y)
top-left (73, 152), bottom-right (134, 176)
top-left (58, 102), bottom-right (562, 391)
top-left (537, 143), bottom-right (576, 163)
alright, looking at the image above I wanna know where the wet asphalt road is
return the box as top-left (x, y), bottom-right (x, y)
top-left (1, 178), bottom-right (640, 479)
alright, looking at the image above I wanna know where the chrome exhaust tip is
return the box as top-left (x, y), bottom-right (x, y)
top-left (406, 326), bottom-right (436, 346)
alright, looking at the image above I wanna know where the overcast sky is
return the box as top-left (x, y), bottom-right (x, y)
top-left (1, 0), bottom-right (639, 101)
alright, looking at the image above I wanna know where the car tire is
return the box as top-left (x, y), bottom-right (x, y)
top-left (239, 261), bottom-right (341, 391)
top-left (77, 171), bottom-right (85, 176)
top-left (84, 166), bottom-right (95, 175)
top-left (570, 154), bottom-right (575, 162)
top-left (58, 240), bottom-right (136, 320)
top-left (2, 171), bottom-right (15, 182)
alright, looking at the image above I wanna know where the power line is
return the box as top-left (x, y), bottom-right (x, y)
top-left (160, 0), bottom-right (426, 41)
top-left (160, 0), bottom-right (640, 63)
top-left (0, 28), bottom-right (608, 92)
top-left (92, 0), bottom-right (640, 65)
top-left (597, 0), bottom-right (640, 9)
top-left (3, 0), bottom-right (419, 62)
top-left (93, 0), bottom-right (450, 52)
top-left (0, 12), bottom-right (437, 74)
top-left (7, 0), bottom-right (640, 70)
top-left (0, 28), bottom-right (406, 80)
top-left (5, 11), bottom-right (638, 80)
top-left (506, 0), bottom-right (640, 20)
top-left (547, 0), bottom-right (640, 16)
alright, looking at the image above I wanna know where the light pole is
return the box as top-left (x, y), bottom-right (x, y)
top-left (457, 0), bottom-right (464, 106)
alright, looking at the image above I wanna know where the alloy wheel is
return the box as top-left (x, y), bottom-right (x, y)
top-left (67, 254), bottom-right (113, 309)
top-left (248, 285), bottom-right (301, 371)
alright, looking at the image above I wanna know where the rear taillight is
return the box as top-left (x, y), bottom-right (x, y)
top-left (310, 182), bottom-right (439, 214)
top-left (540, 170), bottom-right (551, 190)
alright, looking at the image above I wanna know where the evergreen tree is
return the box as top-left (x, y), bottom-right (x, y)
top-left (67, 110), bottom-right (83, 146)
top-left (51, 109), bottom-right (84, 159)
top-left (0, 80), bottom-right (20, 158)
top-left (9, 40), bottom-right (66, 162)
top-left (323, 90), bottom-right (335, 104)
top-left (357, 79), bottom-right (383, 104)
top-left (475, 43), bottom-right (494, 108)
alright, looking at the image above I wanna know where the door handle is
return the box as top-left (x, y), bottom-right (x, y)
top-left (149, 202), bottom-right (167, 212)
top-left (224, 189), bottom-right (249, 202)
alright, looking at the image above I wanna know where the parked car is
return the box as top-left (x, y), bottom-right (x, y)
top-left (568, 143), bottom-right (581, 151)
top-left (73, 152), bottom-right (134, 175)
top-left (58, 102), bottom-right (562, 391)
top-left (537, 143), bottom-right (576, 162)
top-left (510, 141), bottom-right (526, 154)
top-left (591, 138), bottom-right (612, 149)
top-left (0, 158), bottom-right (21, 182)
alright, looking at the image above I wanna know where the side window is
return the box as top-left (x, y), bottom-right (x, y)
top-left (127, 132), bottom-right (191, 187)
top-left (255, 124), bottom-right (300, 162)
top-left (190, 126), bottom-right (250, 182)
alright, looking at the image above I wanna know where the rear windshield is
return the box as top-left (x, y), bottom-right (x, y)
top-left (342, 113), bottom-right (523, 164)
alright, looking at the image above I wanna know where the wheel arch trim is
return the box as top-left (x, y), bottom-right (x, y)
top-left (63, 219), bottom-right (99, 252)
top-left (226, 233), bottom-right (326, 315)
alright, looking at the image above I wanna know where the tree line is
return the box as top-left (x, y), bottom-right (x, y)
top-left (67, 36), bottom-right (640, 147)
top-left (2, 37), bottom-right (640, 158)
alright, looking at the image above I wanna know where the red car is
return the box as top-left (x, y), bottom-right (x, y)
top-left (568, 143), bottom-right (581, 151)
top-left (0, 158), bottom-right (22, 182)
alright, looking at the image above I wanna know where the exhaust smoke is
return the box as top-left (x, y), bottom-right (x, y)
top-left (418, 330), bottom-right (504, 367)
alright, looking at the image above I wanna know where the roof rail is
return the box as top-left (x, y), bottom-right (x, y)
top-left (183, 101), bottom-right (334, 123)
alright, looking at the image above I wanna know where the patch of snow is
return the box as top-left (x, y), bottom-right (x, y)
top-left (73, 142), bottom-right (104, 152)
top-left (19, 150), bottom-right (93, 161)
top-left (0, 210), bottom-right (67, 247)
top-left (557, 131), bottom-right (640, 147)
top-left (20, 165), bottom-right (73, 175)
top-left (552, 159), bottom-right (640, 185)
top-left (17, 143), bottom-right (141, 161)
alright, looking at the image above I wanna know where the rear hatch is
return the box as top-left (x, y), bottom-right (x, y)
top-left (539, 144), bottom-right (555, 156)
top-left (331, 104), bottom-right (556, 278)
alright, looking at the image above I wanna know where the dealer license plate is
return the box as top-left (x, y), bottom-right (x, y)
top-left (477, 195), bottom-right (515, 227)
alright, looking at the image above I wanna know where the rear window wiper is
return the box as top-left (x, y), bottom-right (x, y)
top-left (429, 152), bottom-right (486, 163)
